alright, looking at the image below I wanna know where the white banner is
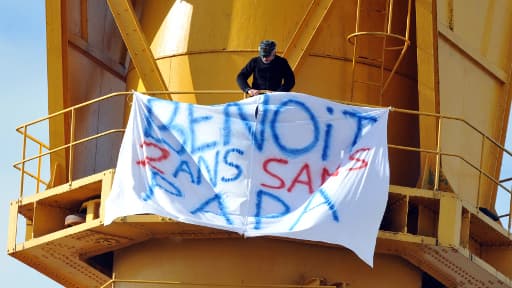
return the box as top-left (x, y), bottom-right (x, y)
top-left (105, 92), bottom-right (389, 266)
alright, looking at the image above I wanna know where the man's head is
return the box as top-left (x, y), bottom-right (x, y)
top-left (259, 40), bottom-right (276, 63)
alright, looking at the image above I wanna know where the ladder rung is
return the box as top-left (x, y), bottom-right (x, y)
top-left (355, 56), bottom-right (383, 63)
top-left (359, 8), bottom-right (387, 14)
top-left (353, 58), bottom-right (384, 69)
top-left (353, 80), bottom-right (382, 86)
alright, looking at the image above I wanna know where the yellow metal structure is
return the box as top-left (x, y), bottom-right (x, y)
top-left (6, 1), bottom-right (512, 287)
top-left (106, 0), bottom-right (169, 95)
top-left (281, 0), bottom-right (334, 71)
top-left (347, 0), bottom-right (412, 103)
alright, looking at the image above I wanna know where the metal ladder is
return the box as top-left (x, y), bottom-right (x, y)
top-left (347, 0), bottom-right (412, 104)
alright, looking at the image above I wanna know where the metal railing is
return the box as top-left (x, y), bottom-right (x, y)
top-left (387, 107), bottom-right (512, 232)
top-left (13, 91), bottom-right (130, 198)
top-left (499, 177), bottom-right (512, 221)
top-left (13, 90), bottom-right (243, 197)
top-left (12, 90), bottom-right (512, 234)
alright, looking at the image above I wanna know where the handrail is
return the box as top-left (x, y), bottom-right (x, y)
top-left (12, 90), bottom-right (512, 234)
top-left (13, 129), bottom-right (125, 171)
top-left (13, 90), bottom-right (243, 195)
top-left (15, 91), bottom-right (132, 132)
top-left (342, 101), bottom-right (512, 159)
top-left (13, 90), bottom-right (245, 134)
top-left (388, 144), bottom-right (511, 193)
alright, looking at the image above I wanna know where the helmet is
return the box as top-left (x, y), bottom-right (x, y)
top-left (259, 40), bottom-right (276, 57)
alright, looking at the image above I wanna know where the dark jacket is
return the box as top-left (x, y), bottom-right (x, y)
top-left (236, 55), bottom-right (295, 93)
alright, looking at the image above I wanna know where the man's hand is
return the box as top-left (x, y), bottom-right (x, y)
top-left (247, 89), bottom-right (259, 97)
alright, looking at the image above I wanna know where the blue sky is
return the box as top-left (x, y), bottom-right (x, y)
top-left (0, 2), bottom-right (58, 287)
top-left (0, 2), bottom-right (511, 288)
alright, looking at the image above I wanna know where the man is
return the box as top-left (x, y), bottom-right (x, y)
top-left (237, 40), bottom-right (295, 97)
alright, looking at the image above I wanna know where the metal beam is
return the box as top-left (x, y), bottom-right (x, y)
top-left (106, 0), bottom-right (170, 96)
top-left (437, 193), bottom-right (462, 246)
top-left (438, 22), bottom-right (508, 83)
top-left (46, 0), bottom-right (68, 187)
top-left (282, 0), bottom-right (334, 71)
top-left (7, 201), bottom-right (19, 253)
top-left (80, 0), bottom-right (88, 41)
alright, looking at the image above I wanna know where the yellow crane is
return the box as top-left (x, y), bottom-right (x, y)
top-left (7, 1), bottom-right (512, 287)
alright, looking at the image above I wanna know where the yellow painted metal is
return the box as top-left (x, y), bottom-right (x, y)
top-left (13, 88), bottom-right (512, 203)
top-left (114, 238), bottom-right (422, 288)
top-left (99, 169), bottom-right (114, 221)
top-left (460, 209), bottom-right (470, 248)
top-left (347, 0), bottom-right (412, 102)
top-left (128, 0), bottom-right (421, 186)
top-left (106, 0), bottom-right (169, 96)
top-left (438, 0), bottom-right (512, 73)
top-left (10, 125), bottom-right (49, 194)
top-left (434, 117), bottom-right (442, 191)
top-left (80, 0), bottom-right (88, 41)
top-left (68, 109), bottom-right (75, 184)
top-left (33, 202), bottom-right (68, 238)
top-left (18, 125), bottom-right (27, 199)
top-left (10, 1), bottom-right (512, 287)
top-left (7, 145), bottom-right (512, 288)
top-left (416, 205), bottom-right (437, 237)
top-left (399, 0), bottom-right (512, 207)
top-left (378, 230), bottom-right (437, 245)
top-left (482, 246), bottom-right (512, 280)
top-left (132, 0), bottom-right (314, 104)
top-left (387, 194), bottom-right (407, 233)
top-left (10, 88), bottom-right (512, 287)
top-left (7, 201), bottom-right (18, 253)
top-left (436, 0), bottom-right (512, 212)
top-left (45, 0), bottom-right (67, 188)
top-left (415, 0), bottom-right (440, 195)
top-left (24, 219), bottom-right (33, 242)
top-left (438, 24), bottom-right (508, 83)
top-left (101, 279), bottom-right (340, 288)
top-left (438, 194), bottom-right (462, 246)
top-left (12, 91), bottom-right (242, 199)
top-left (282, 0), bottom-right (334, 71)
top-left (82, 198), bottom-right (101, 222)
top-left (510, 189), bottom-right (512, 233)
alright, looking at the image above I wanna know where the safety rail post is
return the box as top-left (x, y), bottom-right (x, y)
top-left (379, 34), bottom-right (386, 104)
top-left (350, 0), bottom-right (362, 101)
top-left (11, 124), bottom-right (28, 250)
top-left (19, 125), bottom-right (28, 199)
top-left (506, 178), bottom-right (512, 235)
top-left (379, 0), bottom-right (390, 103)
top-left (434, 117), bottom-right (442, 191)
top-left (68, 108), bottom-right (76, 184)
top-left (36, 142), bottom-right (43, 194)
top-left (478, 134), bottom-right (487, 209)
